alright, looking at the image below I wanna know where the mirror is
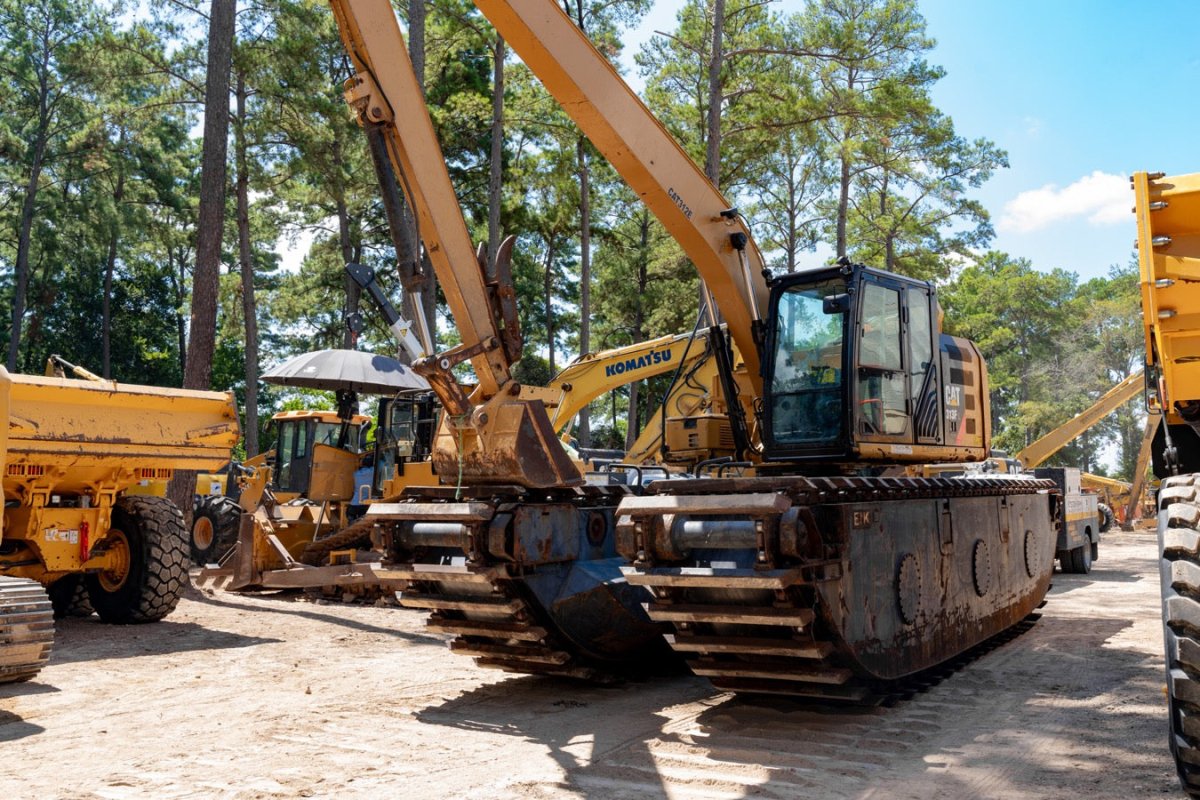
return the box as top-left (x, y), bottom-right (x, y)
top-left (823, 293), bottom-right (851, 314)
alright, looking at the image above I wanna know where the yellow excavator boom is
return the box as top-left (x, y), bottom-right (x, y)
top-left (1014, 370), bottom-right (1143, 469)
top-left (547, 330), bottom-right (713, 434)
top-left (472, 0), bottom-right (768, 390)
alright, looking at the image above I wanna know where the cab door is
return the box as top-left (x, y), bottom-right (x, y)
top-left (853, 275), bottom-right (912, 445)
top-left (273, 418), bottom-right (313, 495)
top-left (907, 286), bottom-right (942, 446)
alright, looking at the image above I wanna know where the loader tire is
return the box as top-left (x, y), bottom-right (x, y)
top-left (190, 495), bottom-right (242, 565)
top-left (1097, 502), bottom-right (1114, 533)
top-left (86, 495), bottom-right (188, 625)
top-left (1157, 474), bottom-right (1200, 797)
top-left (47, 574), bottom-right (93, 618)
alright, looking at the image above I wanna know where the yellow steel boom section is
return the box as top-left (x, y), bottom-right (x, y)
top-left (1015, 370), bottom-right (1144, 469)
top-left (472, 0), bottom-right (769, 392)
top-left (329, 0), bottom-right (508, 400)
top-left (330, 0), bottom-right (580, 489)
top-left (1133, 170), bottom-right (1200, 423)
top-left (546, 330), bottom-right (714, 434)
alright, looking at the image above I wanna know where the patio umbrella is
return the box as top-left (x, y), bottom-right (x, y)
top-left (261, 349), bottom-right (429, 395)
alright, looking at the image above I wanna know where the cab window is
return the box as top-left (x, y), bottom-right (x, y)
top-left (769, 279), bottom-right (846, 447)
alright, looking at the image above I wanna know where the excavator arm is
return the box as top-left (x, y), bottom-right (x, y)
top-left (329, 0), bottom-right (578, 489)
top-left (331, 1), bottom-right (509, 398)
top-left (546, 330), bottom-right (715, 433)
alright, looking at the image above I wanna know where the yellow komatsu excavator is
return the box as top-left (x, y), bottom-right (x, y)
top-left (1132, 170), bottom-right (1200, 798)
top-left (326, 0), bottom-right (1061, 690)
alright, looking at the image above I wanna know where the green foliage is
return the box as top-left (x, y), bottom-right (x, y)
top-left (941, 252), bottom-right (1143, 476)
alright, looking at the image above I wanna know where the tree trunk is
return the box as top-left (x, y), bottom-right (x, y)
top-left (625, 210), bottom-right (651, 451)
top-left (698, 0), bottom-right (725, 323)
top-left (332, 129), bottom-right (360, 350)
top-left (183, 0), bottom-right (235, 391)
top-left (835, 71), bottom-right (854, 260)
top-left (170, 243), bottom-right (187, 377)
top-left (704, 0), bottom-right (725, 187)
top-left (409, 0), bottom-right (425, 86)
top-left (171, 0), bottom-right (236, 521)
top-left (8, 131), bottom-right (48, 372)
top-left (881, 166), bottom-right (894, 270)
top-left (235, 71), bottom-right (259, 457)
top-left (786, 153), bottom-right (798, 272)
top-left (408, 0), bottom-right (437, 346)
top-left (836, 152), bottom-right (850, 259)
top-left (487, 36), bottom-right (505, 268)
top-left (544, 241), bottom-right (556, 375)
top-left (102, 146), bottom-right (126, 379)
top-left (576, 137), bottom-right (592, 447)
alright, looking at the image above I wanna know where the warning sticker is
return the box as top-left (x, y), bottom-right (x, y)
top-left (43, 527), bottom-right (80, 544)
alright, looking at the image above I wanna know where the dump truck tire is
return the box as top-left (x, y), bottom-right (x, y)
top-left (190, 495), bottom-right (242, 565)
top-left (48, 574), bottom-right (93, 618)
top-left (87, 496), bottom-right (188, 624)
top-left (1097, 502), bottom-right (1114, 533)
top-left (1158, 475), bottom-right (1200, 797)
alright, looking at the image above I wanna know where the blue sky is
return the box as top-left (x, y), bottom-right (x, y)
top-left (621, 0), bottom-right (1200, 283)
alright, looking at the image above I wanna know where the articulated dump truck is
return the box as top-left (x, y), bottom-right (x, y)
top-left (0, 366), bottom-right (239, 683)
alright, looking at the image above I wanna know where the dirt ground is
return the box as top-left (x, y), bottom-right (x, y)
top-left (0, 529), bottom-right (1183, 799)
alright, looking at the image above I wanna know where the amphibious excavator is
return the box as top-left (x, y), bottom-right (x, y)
top-left (325, 0), bottom-right (1060, 688)
top-left (0, 361), bottom-right (238, 683)
top-left (1132, 170), bottom-right (1200, 797)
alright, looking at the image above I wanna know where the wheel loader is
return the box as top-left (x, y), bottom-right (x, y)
top-left (0, 363), bottom-right (239, 683)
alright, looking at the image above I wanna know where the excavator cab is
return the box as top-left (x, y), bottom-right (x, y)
top-left (371, 392), bottom-right (437, 496)
top-left (763, 262), bottom-right (986, 465)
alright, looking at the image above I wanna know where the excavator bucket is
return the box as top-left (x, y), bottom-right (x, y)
top-left (431, 397), bottom-right (582, 489)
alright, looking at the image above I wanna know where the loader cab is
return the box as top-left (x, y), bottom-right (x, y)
top-left (371, 393), bottom-right (437, 496)
top-left (763, 262), bottom-right (982, 466)
top-left (271, 410), bottom-right (370, 497)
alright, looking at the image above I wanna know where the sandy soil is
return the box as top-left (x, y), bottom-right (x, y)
top-left (0, 530), bottom-right (1182, 799)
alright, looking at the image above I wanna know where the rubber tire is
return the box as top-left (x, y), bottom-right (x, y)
top-left (47, 574), bottom-right (94, 618)
top-left (190, 495), bottom-right (242, 565)
top-left (86, 495), bottom-right (189, 624)
top-left (1157, 474), bottom-right (1200, 798)
top-left (1065, 544), bottom-right (1092, 574)
top-left (1097, 503), bottom-right (1114, 533)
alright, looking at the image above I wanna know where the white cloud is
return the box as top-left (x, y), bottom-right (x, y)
top-left (998, 171), bottom-right (1129, 234)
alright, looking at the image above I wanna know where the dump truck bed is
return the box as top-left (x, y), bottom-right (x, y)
top-left (2, 367), bottom-right (239, 495)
